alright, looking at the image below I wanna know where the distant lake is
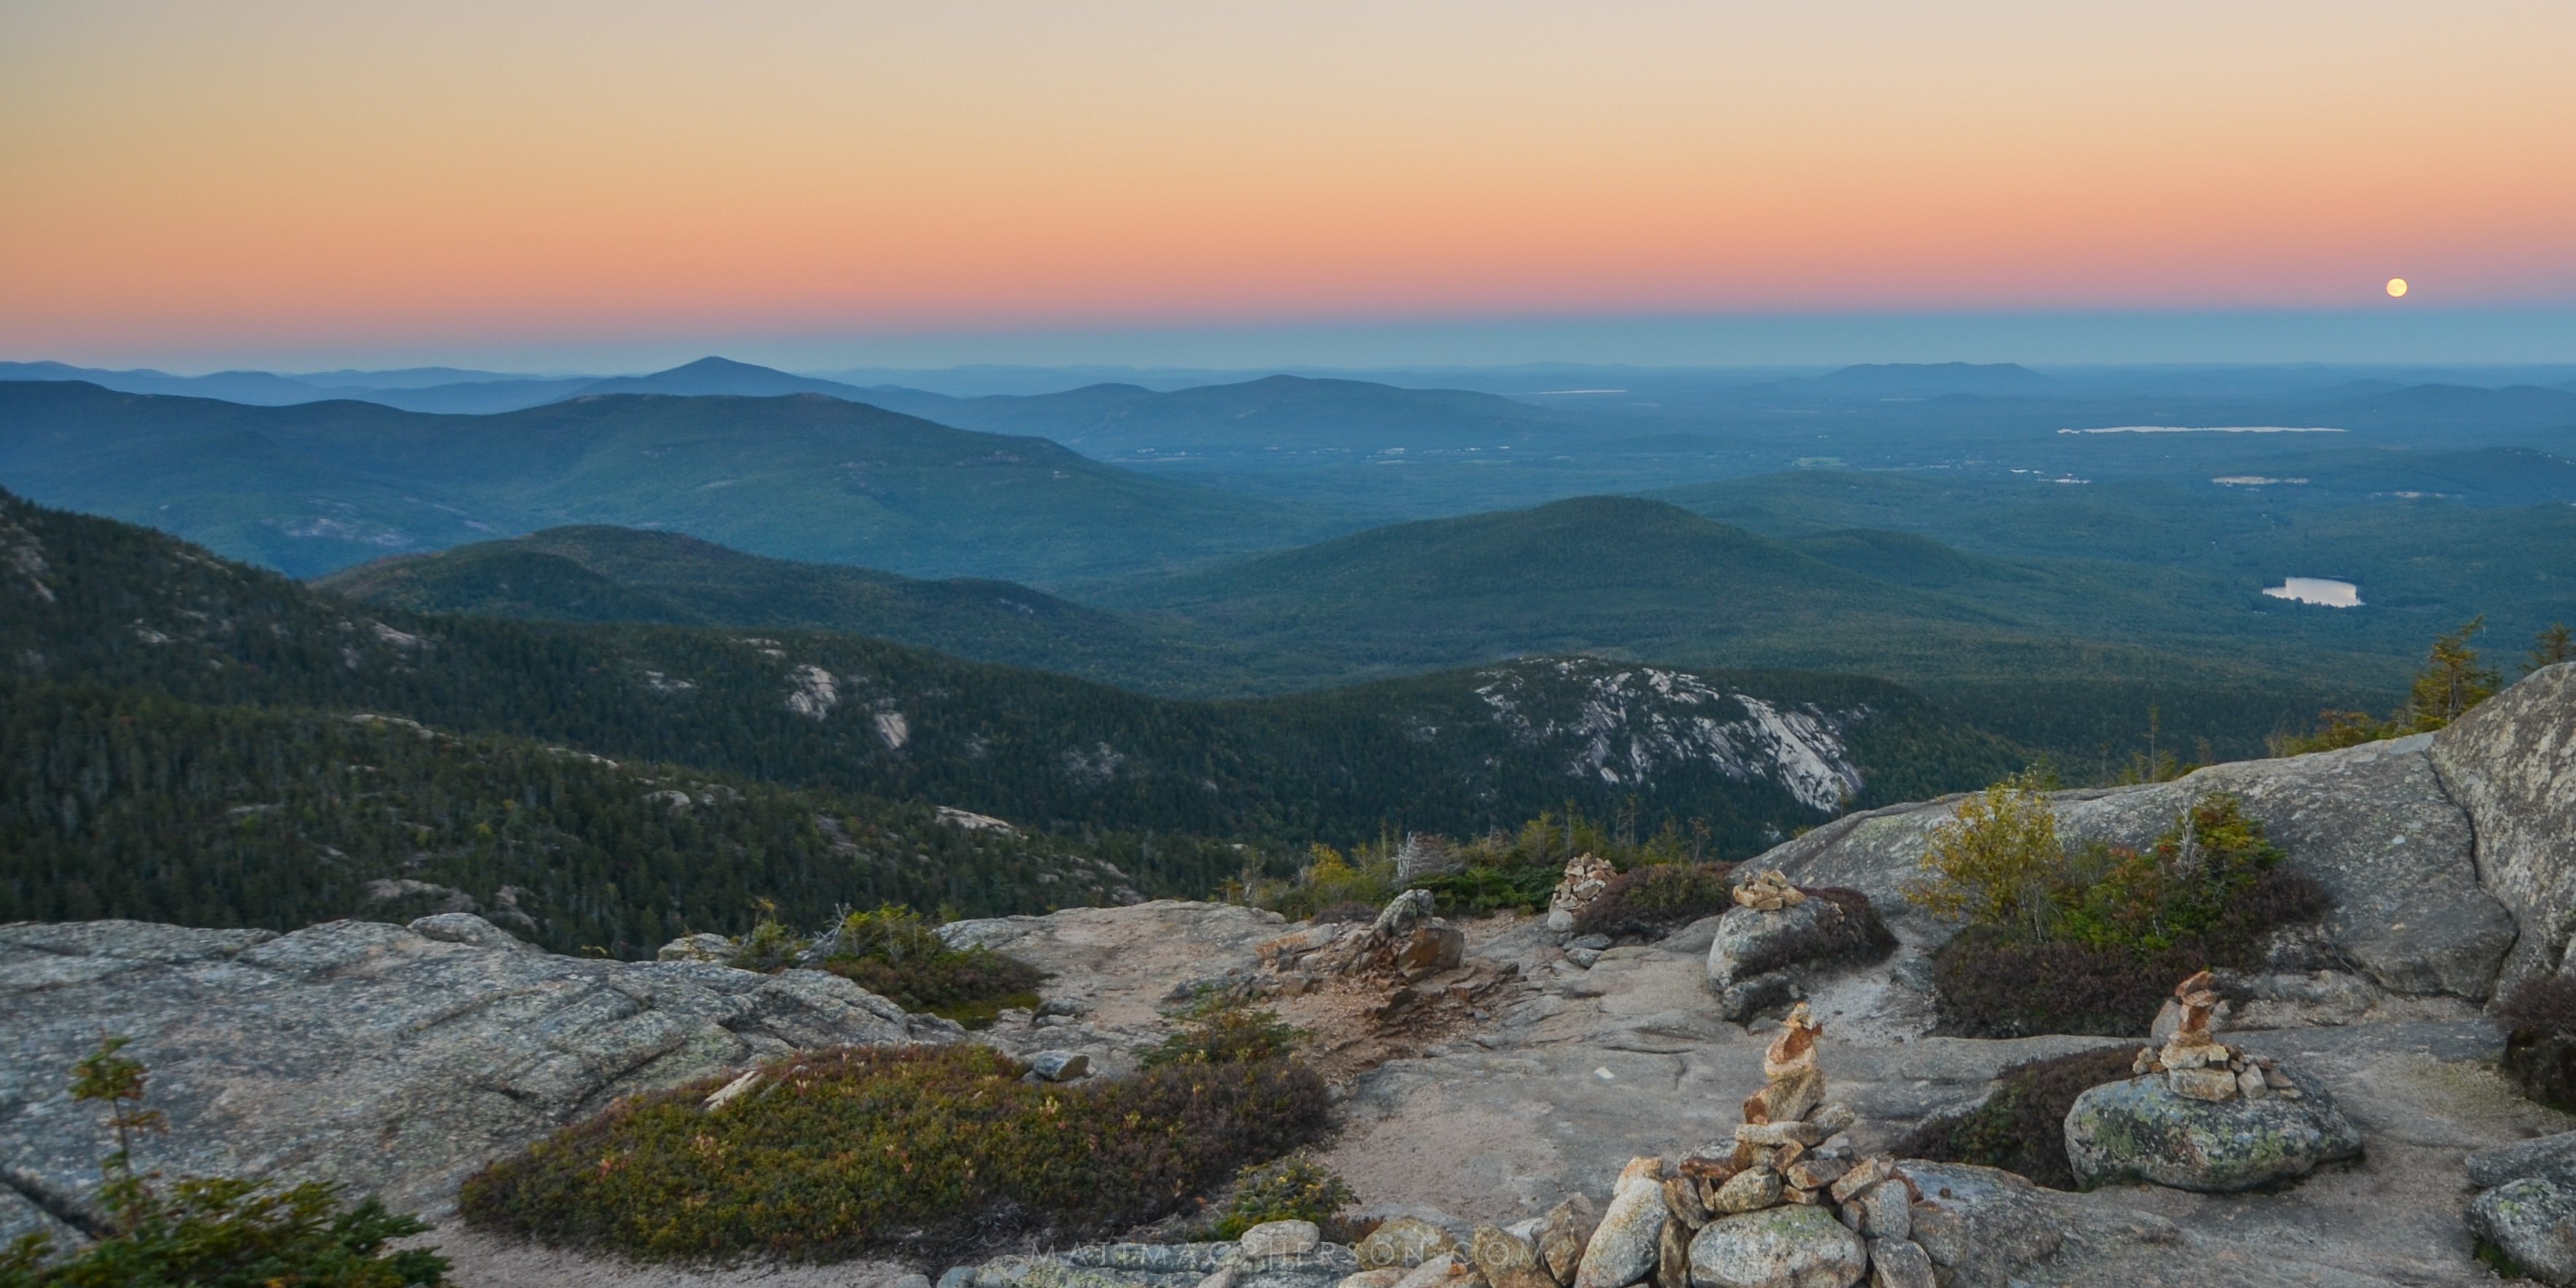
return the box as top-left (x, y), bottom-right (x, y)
top-left (2264, 577), bottom-right (2362, 608)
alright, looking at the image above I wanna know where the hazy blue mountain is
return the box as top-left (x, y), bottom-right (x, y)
top-left (0, 380), bottom-right (1341, 582)
top-left (566, 355), bottom-right (876, 400)
top-left (852, 373), bottom-right (1578, 456)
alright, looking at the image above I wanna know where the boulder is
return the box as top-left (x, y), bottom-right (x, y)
top-left (2062, 1066), bottom-right (2361, 1192)
top-left (2431, 662), bottom-right (2576, 993)
top-left (657, 931), bottom-right (733, 962)
top-left (1752, 730), bottom-right (2517, 1000)
top-left (1470, 1225), bottom-right (1557, 1288)
top-left (1705, 895), bottom-right (1891, 1024)
top-left (1241, 1221), bottom-right (1324, 1258)
top-left (1536, 1194), bottom-right (1600, 1284)
top-left (1684, 1204), bottom-right (1866, 1288)
top-left (2468, 1176), bottom-right (2576, 1287)
top-left (0, 917), bottom-right (936, 1222)
top-left (1862, 1238), bottom-right (1932, 1288)
top-left (1576, 1160), bottom-right (1668, 1288)
top-left (1358, 1217), bottom-right (1460, 1270)
top-left (2469, 1128), bottom-right (2576, 1189)
top-left (1027, 1050), bottom-right (1092, 1081)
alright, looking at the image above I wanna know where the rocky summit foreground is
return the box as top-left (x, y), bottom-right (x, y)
top-left (3, 663), bottom-right (2572, 1287)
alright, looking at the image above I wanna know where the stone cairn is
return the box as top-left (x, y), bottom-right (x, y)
top-left (1729, 870), bottom-right (1804, 913)
top-left (2129, 971), bottom-right (2299, 1103)
top-left (1544, 854), bottom-right (1617, 934)
top-left (1373, 1003), bottom-right (1940, 1288)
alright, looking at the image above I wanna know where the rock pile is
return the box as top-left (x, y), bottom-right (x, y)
top-left (2125, 971), bottom-right (2298, 1103)
top-left (1418, 1003), bottom-right (1940, 1288)
top-left (1729, 871), bottom-right (1802, 913)
top-left (1255, 890), bottom-right (1470, 990)
top-left (2064, 972), bottom-right (2362, 1192)
top-left (1546, 854), bottom-right (1618, 934)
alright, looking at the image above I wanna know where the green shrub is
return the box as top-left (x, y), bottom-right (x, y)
top-left (457, 1043), bottom-right (1330, 1262)
top-left (1416, 861), bottom-right (1562, 916)
top-left (1573, 863), bottom-right (1737, 940)
top-left (1892, 1045), bottom-right (2139, 1189)
top-left (1208, 1154), bottom-right (1355, 1239)
top-left (1913, 789), bottom-right (2325, 1037)
top-left (812, 906), bottom-right (1046, 1026)
top-left (1146, 1002), bottom-right (1305, 1068)
top-left (0, 1037), bottom-right (447, 1288)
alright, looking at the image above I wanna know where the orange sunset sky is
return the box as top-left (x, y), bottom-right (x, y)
top-left (4, 1), bottom-right (2574, 369)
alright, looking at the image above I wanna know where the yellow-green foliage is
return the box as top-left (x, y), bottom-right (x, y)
top-left (458, 1043), bottom-right (1330, 1262)
top-left (1210, 1154), bottom-right (1355, 1239)
top-left (1905, 774), bottom-right (2065, 943)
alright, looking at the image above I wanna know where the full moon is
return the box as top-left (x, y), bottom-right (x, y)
top-left (2387, 277), bottom-right (2410, 298)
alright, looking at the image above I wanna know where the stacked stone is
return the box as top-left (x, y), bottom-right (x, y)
top-left (1729, 871), bottom-right (1805, 914)
top-left (2128, 971), bottom-right (2299, 1104)
top-left (1545, 854), bottom-right (1619, 933)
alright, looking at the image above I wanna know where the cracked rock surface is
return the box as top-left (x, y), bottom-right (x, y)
top-left (0, 914), bottom-right (948, 1231)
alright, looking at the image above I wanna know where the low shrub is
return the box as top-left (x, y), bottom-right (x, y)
top-left (1573, 863), bottom-right (1738, 941)
top-left (1146, 1001), bottom-right (1305, 1068)
top-left (1912, 787), bottom-right (2328, 1038)
top-left (1208, 1154), bottom-right (1355, 1239)
top-left (1930, 866), bottom-right (2326, 1038)
top-left (1416, 862), bottom-right (1562, 917)
top-left (1893, 1045), bottom-right (2138, 1190)
top-left (735, 906), bottom-right (1047, 1028)
top-left (2496, 974), bottom-right (2576, 1111)
top-left (458, 1042), bottom-right (1331, 1262)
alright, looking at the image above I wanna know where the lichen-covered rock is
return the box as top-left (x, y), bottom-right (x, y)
top-left (1684, 1203), bottom-right (1866, 1288)
top-left (2468, 1175), bottom-right (2576, 1287)
top-left (2469, 1128), bottom-right (2576, 1189)
top-left (2432, 662), bottom-right (2576, 995)
top-left (1704, 896), bottom-right (1892, 1024)
top-left (1576, 1160), bottom-right (1668, 1288)
top-left (2062, 1067), bottom-right (2361, 1192)
top-left (0, 915), bottom-right (937, 1224)
top-left (1862, 1237), bottom-right (1932, 1288)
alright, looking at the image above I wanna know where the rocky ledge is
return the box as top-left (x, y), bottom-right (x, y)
top-left (0, 912), bottom-right (955, 1247)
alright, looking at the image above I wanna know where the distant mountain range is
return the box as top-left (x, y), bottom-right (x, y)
top-left (0, 379), bottom-right (1343, 582)
top-left (1, 485), bottom-right (2024, 950)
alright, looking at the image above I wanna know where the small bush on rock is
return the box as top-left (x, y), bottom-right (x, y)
top-left (1146, 1000), bottom-right (1305, 1068)
top-left (2496, 975), bottom-right (2576, 1111)
top-left (1573, 862), bottom-right (1737, 941)
top-left (1208, 1154), bottom-right (1355, 1239)
top-left (1913, 787), bottom-right (2326, 1037)
top-left (813, 906), bottom-right (1046, 1026)
top-left (459, 1041), bottom-right (1330, 1262)
top-left (1894, 1045), bottom-right (2138, 1190)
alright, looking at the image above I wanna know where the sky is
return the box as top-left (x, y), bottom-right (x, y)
top-left (5, 1), bottom-right (2575, 372)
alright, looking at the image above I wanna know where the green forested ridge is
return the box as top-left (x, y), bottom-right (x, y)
top-left (0, 685), bottom-right (1162, 958)
top-left (0, 487), bottom-right (2018, 950)
top-left (315, 525), bottom-right (1254, 693)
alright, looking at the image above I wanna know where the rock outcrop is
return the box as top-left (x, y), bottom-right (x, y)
top-left (2431, 661), bottom-right (2576, 993)
top-left (0, 915), bottom-right (946, 1227)
top-left (1704, 877), bottom-right (1893, 1023)
top-left (2466, 1128), bottom-right (2576, 1286)
top-left (1752, 731), bottom-right (2519, 1002)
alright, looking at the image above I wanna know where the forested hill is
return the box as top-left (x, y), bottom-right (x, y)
top-left (1, 488), bottom-right (2022, 946)
top-left (314, 525), bottom-right (1254, 693)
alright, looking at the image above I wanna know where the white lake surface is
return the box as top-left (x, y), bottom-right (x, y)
top-left (2059, 425), bottom-right (2346, 434)
top-left (2264, 577), bottom-right (2362, 608)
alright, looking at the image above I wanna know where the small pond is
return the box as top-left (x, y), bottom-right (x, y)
top-left (2263, 577), bottom-right (2362, 608)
